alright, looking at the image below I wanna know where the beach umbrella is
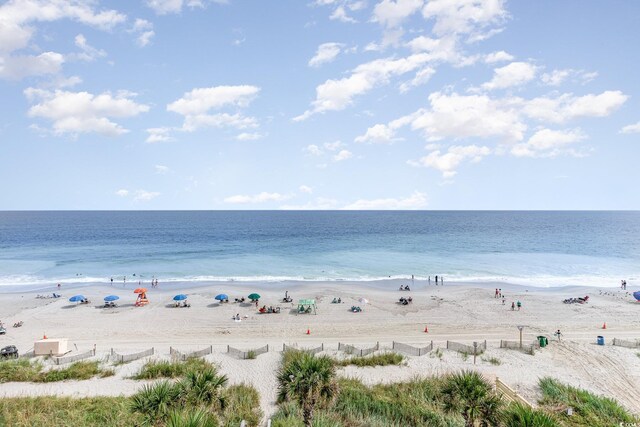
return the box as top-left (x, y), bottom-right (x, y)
top-left (104, 295), bottom-right (120, 302)
top-left (69, 295), bottom-right (85, 302)
top-left (134, 288), bottom-right (147, 294)
top-left (248, 293), bottom-right (261, 301)
top-left (634, 291), bottom-right (640, 302)
top-left (173, 294), bottom-right (188, 301)
top-left (358, 297), bottom-right (369, 304)
top-left (215, 294), bottom-right (228, 301)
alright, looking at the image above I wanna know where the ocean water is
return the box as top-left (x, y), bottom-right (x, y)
top-left (0, 211), bottom-right (638, 289)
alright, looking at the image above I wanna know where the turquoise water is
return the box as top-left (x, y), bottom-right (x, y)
top-left (0, 211), bottom-right (638, 288)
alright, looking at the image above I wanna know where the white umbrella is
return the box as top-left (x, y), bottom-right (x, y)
top-left (358, 297), bottom-right (369, 304)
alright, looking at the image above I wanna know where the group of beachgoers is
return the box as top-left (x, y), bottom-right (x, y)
top-left (494, 288), bottom-right (521, 311)
top-left (108, 276), bottom-right (160, 288)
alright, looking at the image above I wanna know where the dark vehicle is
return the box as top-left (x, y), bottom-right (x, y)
top-left (0, 345), bottom-right (18, 359)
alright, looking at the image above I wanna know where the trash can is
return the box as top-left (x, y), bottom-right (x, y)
top-left (597, 336), bottom-right (605, 346)
top-left (537, 336), bottom-right (548, 348)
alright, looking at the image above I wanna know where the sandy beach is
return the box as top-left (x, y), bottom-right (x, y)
top-left (0, 280), bottom-right (639, 419)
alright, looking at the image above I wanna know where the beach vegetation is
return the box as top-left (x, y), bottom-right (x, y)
top-left (441, 370), bottom-right (503, 427)
top-left (0, 359), bottom-right (113, 383)
top-left (166, 408), bottom-right (219, 427)
top-left (220, 384), bottom-right (263, 427)
top-left (245, 350), bottom-right (257, 360)
top-left (0, 396), bottom-right (142, 426)
top-left (502, 402), bottom-right (560, 427)
top-left (483, 356), bottom-right (501, 366)
top-left (277, 350), bottom-right (338, 427)
top-left (334, 352), bottom-right (404, 367)
top-left (133, 357), bottom-right (214, 379)
top-left (178, 367), bottom-right (228, 408)
top-left (460, 351), bottom-right (469, 361)
top-left (431, 347), bottom-right (443, 360)
top-left (538, 377), bottom-right (639, 426)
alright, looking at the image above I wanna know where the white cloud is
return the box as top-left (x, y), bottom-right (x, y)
top-left (324, 140), bottom-right (343, 151)
top-left (294, 53), bottom-right (430, 120)
top-left (412, 91), bottom-right (525, 142)
top-left (115, 189), bottom-right (160, 202)
top-left (523, 91), bottom-right (628, 124)
top-left (130, 19), bottom-right (155, 47)
top-left (305, 144), bottom-right (323, 156)
top-left (25, 88), bottom-right (149, 136)
top-left (0, 0), bottom-right (126, 80)
top-left (410, 144), bottom-right (491, 177)
top-left (355, 113), bottom-right (415, 143)
top-left (280, 197), bottom-right (338, 210)
top-left (71, 34), bottom-right (106, 61)
top-left (511, 128), bottom-right (586, 158)
top-left (0, 51), bottom-right (65, 80)
top-left (343, 191), bottom-right (427, 209)
top-left (133, 190), bottom-right (161, 202)
top-left (330, 6), bottom-right (357, 23)
top-left (620, 122), bottom-right (640, 134)
top-left (422, 0), bottom-right (508, 36)
top-left (299, 185), bottom-right (313, 194)
top-left (484, 50), bottom-right (514, 63)
top-left (167, 85), bottom-right (260, 132)
top-left (224, 192), bottom-right (291, 204)
top-left (333, 149), bottom-right (353, 161)
top-left (308, 42), bottom-right (344, 67)
top-left (372, 0), bottom-right (424, 28)
top-left (167, 85), bottom-right (259, 115)
top-left (235, 132), bottom-right (263, 141)
top-left (481, 61), bottom-right (538, 91)
top-left (146, 0), bottom-right (214, 14)
top-left (541, 69), bottom-right (571, 86)
top-left (146, 127), bottom-right (174, 143)
top-left (155, 165), bottom-right (170, 174)
top-left (399, 66), bottom-right (435, 92)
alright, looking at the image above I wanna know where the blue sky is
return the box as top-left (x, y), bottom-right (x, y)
top-left (0, 0), bottom-right (639, 210)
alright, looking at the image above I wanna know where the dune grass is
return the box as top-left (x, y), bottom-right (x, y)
top-left (538, 377), bottom-right (639, 427)
top-left (0, 359), bottom-right (113, 383)
top-left (132, 357), bottom-right (213, 379)
top-left (0, 396), bottom-right (140, 427)
top-left (334, 352), bottom-right (404, 367)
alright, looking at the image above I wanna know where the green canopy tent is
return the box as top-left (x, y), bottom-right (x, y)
top-left (297, 298), bottom-right (317, 315)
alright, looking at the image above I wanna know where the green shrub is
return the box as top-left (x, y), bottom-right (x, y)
top-left (221, 384), bottom-right (263, 427)
top-left (0, 360), bottom-right (110, 383)
top-left (133, 358), bottom-right (214, 379)
top-left (539, 377), bottom-right (639, 426)
top-left (335, 352), bottom-right (404, 367)
top-left (502, 402), bottom-right (559, 427)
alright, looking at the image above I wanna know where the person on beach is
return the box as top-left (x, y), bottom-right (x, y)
top-left (502, 296), bottom-right (506, 305)
top-left (428, 276), bottom-right (431, 284)
top-left (517, 300), bottom-right (522, 310)
top-left (435, 275), bottom-right (438, 285)
top-left (511, 301), bottom-right (515, 311)
top-left (499, 288), bottom-right (502, 298)
top-left (57, 283), bottom-right (61, 290)
top-left (554, 329), bottom-right (562, 341)
top-left (110, 277), bottom-right (113, 285)
top-left (495, 288), bottom-right (499, 298)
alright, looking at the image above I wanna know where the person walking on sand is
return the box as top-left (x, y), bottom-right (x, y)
top-left (517, 300), bottom-right (522, 311)
top-left (511, 301), bottom-right (515, 311)
top-left (435, 275), bottom-right (438, 285)
top-left (499, 288), bottom-right (502, 298)
top-left (502, 296), bottom-right (506, 305)
top-left (428, 276), bottom-right (431, 284)
top-left (495, 288), bottom-right (499, 298)
top-left (554, 329), bottom-right (562, 342)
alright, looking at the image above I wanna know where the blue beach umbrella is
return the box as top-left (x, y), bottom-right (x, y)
top-left (215, 294), bottom-right (228, 301)
top-left (173, 294), bottom-right (188, 301)
top-left (104, 295), bottom-right (120, 302)
top-left (634, 291), bottom-right (640, 302)
top-left (69, 295), bottom-right (85, 302)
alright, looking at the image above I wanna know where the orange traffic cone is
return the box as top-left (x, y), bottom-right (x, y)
top-left (306, 328), bottom-right (310, 335)
top-left (602, 322), bottom-right (607, 329)
top-left (424, 325), bottom-right (429, 333)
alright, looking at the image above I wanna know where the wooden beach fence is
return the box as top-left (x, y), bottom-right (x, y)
top-left (499, 340), bottom-right (538, 355)
top-left (169, 346), bottom-right (213, 361)
top-left (446, 340), bottom-right (487, 355)
top-left (53, 348), bottom-right (95, 365)
top-left (612, 338), bottom-right (640, 348)
top-left (495, 377), bottom-right (534, 408)
top-left (392, 341), bottom-right (434, 356)
top-left (338, 342), bottom-right (379, 357)
top-left (110, 347), bottom-right (154, 363)
top-left (282, 343), bottom-right (324, 354)
top-left (227, 345), bottom-right (269, 359)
